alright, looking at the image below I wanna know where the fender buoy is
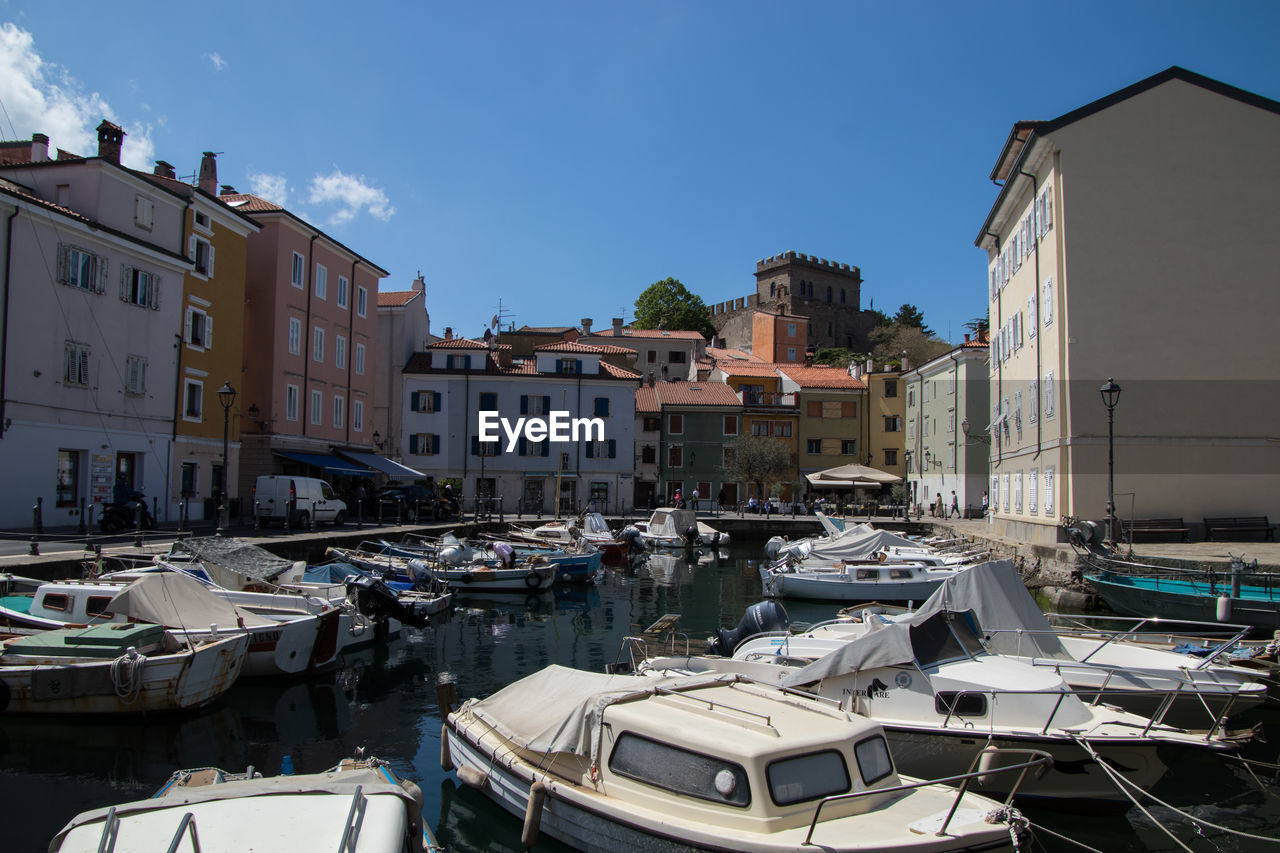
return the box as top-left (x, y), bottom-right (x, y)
top-left (525, 571), bottom-right (542, 589)
top-left (522, 781), bottom-right (548, 849)
top-left (877, 551), bottom-right (887, 563)
top-left (460, 572), bottom-right (474, 584)
top-left (440, 722), bottom-right (454, 772)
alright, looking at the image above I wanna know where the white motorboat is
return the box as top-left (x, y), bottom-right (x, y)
top-left (630, 508), bottom-right (729, 549)
top-left (0, 620), bottom-right (246, 715)
top-left (49, 755), bottom-right (440, 852)
top-left (326, 545), bottom-right (558, 593)
top-left (444, 663), bottom-right (1042, 852)
top-left (761, 559), bottom-right (967, 602)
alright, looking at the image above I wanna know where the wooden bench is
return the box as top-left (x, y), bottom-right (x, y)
top-left (1203, 516), bottom-right (1277, 542)
top-left (1126, 518), bottom-right (1190, 542)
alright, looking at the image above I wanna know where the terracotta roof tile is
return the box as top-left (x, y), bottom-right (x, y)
top-left (378, 290), bottom-right (420, 307)
top-left (653, 380), bottom-right (742, 407)
top-left (426, 337), bottom-right (489, 349)
top-left (216, 192), bottom-right (283, 213)
top-left (600, 361), bottom-right (642, 380)
top-left (516, 325), bottom-right (577, 334)
top-left (534, 340), bottom-right (634, 355)
top-left (635, 386), bottom-right (660, 413)
top-left (961, 339), bottom-right (990, 349)
top-left (705, 346), bottom-right (763, 363)
top-left (776, 364), bottom-right (867, 390)
top-left (713, 362), bottom-right (782, 378)
top-left (612, 328), bottom-right (706, 340)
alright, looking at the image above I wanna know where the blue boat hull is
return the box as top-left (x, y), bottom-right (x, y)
top-left (1085, 571), bottom-right (1280, 633)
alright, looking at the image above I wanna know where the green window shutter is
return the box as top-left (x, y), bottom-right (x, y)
top-left (585, 442), bottom-right (594, 459)
top-left (541, 441), bottom-right (549, 458)
top-left (520, 395), bottom-right (528, 415)
top-left (471, 436), bottom-right (479, 456)
top-left (432, 435), bottom-right (440, 454)
top-left (609, 439), bottom-right (616, 458)
top-left (575, 359), bottom-right (582, 374)
top-left (542, 395), bottom-right (550, 413)
top-left (409, 434), bottom-right (419, 454)
top-left (411, 391), bottom-right (420, 411)
top-left (433, 391), bottom-right (442, 411)
top-left (517, 437), bottom-right (526, 456)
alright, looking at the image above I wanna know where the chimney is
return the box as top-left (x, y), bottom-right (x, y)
top-left (901, 353), bottom-right (910, 371)
top-left (412, 271), bottom-right (425, 293)
top-left (30, 133), bottom-right (49, 162)
top-left (865, 357), bottom-right (873, 375)
top-left (611, 317), bottom-right (623, 337)
top-left (964, 333), bottom-right (971, 343)
top-left (153, 160), bottom-right (176, 179)
top-left (444, 327), bottom-right (453, 341)
top-left (198, 152), bottom-right (218, 194)
top-left (219, 184), bottom-right (237, 196)
top-left (581, 318), bottom-right (592, 335)
top-left (96, 121), bottom-right (124, 164)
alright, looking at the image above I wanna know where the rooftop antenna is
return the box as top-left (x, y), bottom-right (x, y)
top-left (493, 297), bottom-right (514, 333)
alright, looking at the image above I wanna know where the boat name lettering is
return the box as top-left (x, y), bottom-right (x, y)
top-left (842, 677), bottom-right (891, 701)
top-left (477, 411), bottom-right (605, 453)
top-left (251, 630), bottom-right (283, 643)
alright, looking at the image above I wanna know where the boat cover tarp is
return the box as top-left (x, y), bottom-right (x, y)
top-left (790, 528), bottom-right (920, 562)
top-left (778, 560), bottom-right (1060, 686)
top-left (107, 572), bottom-right (276, 629)
top-left (925, 560), bottom-right (1070, 661)
top-left (168, 537), bottom-right (298, 586)
top-left (49, 768), bottom-right (414, 846)
top-left (647, 508), bottom-right (699, 539)
top-left (464, 664), bottom-right (738, 764)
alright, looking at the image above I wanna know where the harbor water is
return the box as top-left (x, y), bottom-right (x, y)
top-left (5, 536), bottom-right (1280, 851)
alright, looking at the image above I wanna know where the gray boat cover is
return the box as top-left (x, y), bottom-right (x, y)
top-left (50, 767), bottom-right (413, 847)
top-left (169, 537), bottom-right (298, 586)
top-left (463, 664), bottom-right (739, 764)
top-left (778, 560), bottom-right (1066, 687)
top-left (788, 528), bottom-right (921, 562)
top-left (107, 572), bottom-right (276, 630)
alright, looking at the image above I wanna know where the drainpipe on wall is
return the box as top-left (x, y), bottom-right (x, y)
top-left (984, 228), bottom-right (1003, 472)
top-left (301, 234), bottom-right (317, 438)
top-left (0, 208), bottom-right (18, 440)
top-left (165, 196), bottom-right (194, 519)
top-left (345, 259), bottom-right (358, 448)
top-left (1018, 167), bottom-right (1043, 462)
top-left (948, 351), bottom-right (961, 480)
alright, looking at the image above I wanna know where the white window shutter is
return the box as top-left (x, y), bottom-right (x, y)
top-left (119, 266), bottom-right (128, 301)
top-left (184, 309), bottom-right (193, 343)
top-left (95, 257), bottom-right (107, 294)
top-left (207, 246), bottom-right (215, 278)
top-left (152, 275), bottom-right (161, 310)
top-left (206, 315), bottom-right (213, 349)
top-left (187, 234), bottom-right (196, 261)
top-left (1027, 296), bottom-right (1037, 337)
top-left (56, 244), bottom-right (68, 284)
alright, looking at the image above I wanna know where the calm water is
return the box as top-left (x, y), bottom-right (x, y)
top-left (6, 537), bottom-right (1280, 851)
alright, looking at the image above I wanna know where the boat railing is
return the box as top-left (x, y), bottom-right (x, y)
top-left (164, 812), bottom-right (201, 853)
top-left (801, 747), bottom-right (1053, 844)
top-left (1089, 555), bottom-right (1280, 602)
top-left (610, 634), bottom-right (693, 672)
top-left (983, 621), bottom-right (1253, 671)
top-left (337, 785), bottom-right (368, 853)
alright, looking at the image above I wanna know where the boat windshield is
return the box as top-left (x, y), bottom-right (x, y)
top-left (909, 611), bottom-right (985, 667)
top-left (609, 732), bottom-right (751, 808)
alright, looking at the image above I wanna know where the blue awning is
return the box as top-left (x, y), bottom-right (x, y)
top-left (335, 450), bottom-right (426, 480)
top-left (274, 451), bottom-right (375, 477)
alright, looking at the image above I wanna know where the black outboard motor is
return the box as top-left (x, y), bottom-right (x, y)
top-left (682, 525), bottom-right (702, 548)
top-left (708, 600), bottom-right (790, 657)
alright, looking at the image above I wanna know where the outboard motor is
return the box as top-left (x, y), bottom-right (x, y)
top-left (708, 600), bottom-right (790, 657)
top-left (438, 544), bottom-right (467, 566)
top-left (682, 525), bottom-right (702, 548)
top-left (763, 536), bottom-right (787, 561)
top-left (347, 574), bottom-right (401, 621)
top-left (617, 525), bottom-right (643, 553)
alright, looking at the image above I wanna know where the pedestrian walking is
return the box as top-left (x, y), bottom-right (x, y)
top-left (950, 491), bottom-right (959, 519)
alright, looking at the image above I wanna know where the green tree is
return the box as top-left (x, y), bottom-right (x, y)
top-left (633, 277), bottom-right (715, 337)
top-left (866, 308), bottom-right (892, 330)
top-left (893, 303), bottom-right (932, 336)
top-left (869, 323), bottom-right (951, 368)
top-left (724, 436), bottom-right (791, 498)
top-left (963, 314), bottom-right (989, 338)
top-left (813, 347), bottom-right (857, 369)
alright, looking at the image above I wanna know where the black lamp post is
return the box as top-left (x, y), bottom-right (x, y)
top-left (216, 381), bottom-right (237, 536)
top-left (1099, 378), bottom-right (1122, 545)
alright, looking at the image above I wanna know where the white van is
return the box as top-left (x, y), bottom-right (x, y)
top-left (253, 475), bottom-right (347, 527)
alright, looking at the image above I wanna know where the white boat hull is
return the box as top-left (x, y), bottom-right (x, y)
top-left (762, 566), bottom-right (950, 602)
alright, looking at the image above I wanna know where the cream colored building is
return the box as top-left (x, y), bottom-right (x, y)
top-left (977, 66), bottom-right (1280, 544)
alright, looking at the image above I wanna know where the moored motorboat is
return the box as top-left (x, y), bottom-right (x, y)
top-left (760, 560), bottom-right (965, 602)
top-left (631, 507), bottom-right (729, 549)
top-left (49, 754), bottom-right (440, 852)
top-left (444, 664), bottom-right (1042, 852)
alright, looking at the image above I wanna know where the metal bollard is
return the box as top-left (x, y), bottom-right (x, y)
top-left (34, 496), bottom-right (44, 535)
top-left (395, 500), bottom-right (403, 526)
top-left (283, 498), bottom-right (291, 532)
top-left (254, 499), bottom-right (261, 531)
top-left (498, 496), bottom-right (504, 524)
top-left (309, 506), bottom-right (316, 532)
top-left (78, 497), bottom-right (87, 535)
top-left (133, 502), bottom-right (144, 548)
top-left (355, 499), bottom-right (362, 530)
top-left (85, 503), bottom-right (95, 541)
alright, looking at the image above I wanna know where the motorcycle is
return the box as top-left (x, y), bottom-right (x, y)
top-left (99, 490), bottom-right (155, 534)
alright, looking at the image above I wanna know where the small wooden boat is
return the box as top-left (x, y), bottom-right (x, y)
top-left (327, 546), bottom-right (558, 593)
top-left (760, 560), bottom-right (965, 602)
top-left (0, 622), bottom-right (246, 715)
top-left (49, 754), bottom-right (441, 852)
top-left (444, 664), bottom-right (1042, 852)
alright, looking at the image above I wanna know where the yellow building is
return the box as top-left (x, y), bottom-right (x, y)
top-left (977, 67), bottom-right (1280, 544)
top-left (777, 365), bottom-right (866, 497)
top-left (853, 360), bottom-right (907, 482)
top-left (709, 361), bottom-right (799, 501)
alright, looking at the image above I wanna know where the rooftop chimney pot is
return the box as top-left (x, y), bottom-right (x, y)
top-left (96, 120), bottom-right (124, 164)
top-left (198, 152), bottom-right (218, 194)
top-left (31, 133), bottom-right (49, 162)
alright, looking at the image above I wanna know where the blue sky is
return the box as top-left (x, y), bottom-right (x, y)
top-left (1, 2), bottom-right (1277, 344)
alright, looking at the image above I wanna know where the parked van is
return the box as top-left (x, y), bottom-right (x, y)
top-left (253, 475), bottom-right (347, 527)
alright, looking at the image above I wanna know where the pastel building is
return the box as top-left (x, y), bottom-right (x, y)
top-left (776, 364), bottom-right (867, 493)
top-left (376, 273), bottom-right (434, 464)
top-left (977, 66), bottom-right (1280, 543)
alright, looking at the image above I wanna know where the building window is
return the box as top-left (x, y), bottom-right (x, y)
top-left (772, 421), bottom-right (792, 437)
top-left (840, 288), bottom-right (846, 305)
top-left (180, 461), bottom-right (198, 499)
top-left (1014, 471), bottom-right (1023, 513)
top-left (751, 421), bottom-right (770, 437)
top-left (884, 415), bottom-right (901, 432)
top-left (353, 400), bottom-right (364, 432)
top-left (414, 391), bottom-right (441, 413)
top-left (669, 351), bottom-right (686, 364)
top-left (286, 384), bottom-right (299, 421)
top-left (335, 335), bottom-right (347, 369)
top-left (337, 275), bottom-right (349, 308)
top-left (647, 350), bottom-right (657, 363)
top-left (288, 317), bottom-right (302, 354)
top-left (310, 390), bottom-right (323, 425)
top-left (556, 358), bottom-right (581, 374)
top-left (354, 343), bottom-right (366, 375)
top-left (1042, 278), bottom-right (1054, 326)
top-left (641, 445), bottom-right (656, 464)
top-left (411, 433), bottom-right (440, 455)
top-left (56, 450), bottom-right (80, 507)
top-left (806, 439), bottom-right (822, 454)
top-left (594, 397), bottom-right (610, 417)
top-left (121, 268), bottom-right (159, 308)
top-left (313, 327), bottom-right (325, 362)
top-left (134, 195), bottom-right (154, 230)
top-left (787, 347), bottom-right (796, 361)
top-left (884, 449), bottom-right (897, 466)
top-left (315, 263), bottom-right (327, 299)
top-left (333, 395), bottom-right (345, 429)
top-left (723, 415), bottom-right (738, 436)
top-left (1029, 379), bottom-right (1039, 423)
top-left (842, 439), bottom-right (857, 455)
top-left (356, 286), bottom-right (368, 317)
top-left (125, 354), bottom-right (147, 395)
top-left (668, 445), bottom-right (683, 468)
top-left (194, 210), bottom-right (211, 232)
top-left (723, 446), bottom-right (736, 467)
top-left (1044, 371), bottom-right (1055, 420)
top-left (182, 379), bottom-right (203, 421)
top-left (59, 244), bottom-right (105, 293)
top-left (186, 307), bottom-right (212, 349)
top-left (190, 236), bottom-right (214, 277)
top-left (643, 416), bottom-right (660, 432)
top-left (64, 341), bottom-right (90, 386)
top-left (669, 414), bottom-right (683, 434)
top-left (523, 395), bottom-right (549, 416)
top-left (787, 323), bottom-right (796, 337)
top-left (291, 252), bottom-right (305, 288)
top-left (1028, 468), bottom-right (1039, 513)
top-left (479, 392), bottom-right (497, 410)
top-left (586, 439), bottom-right (616, 459)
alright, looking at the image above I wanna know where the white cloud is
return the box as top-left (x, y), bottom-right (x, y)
top-left (0, 23), bottom-right (155, 169)
top-left (306, 170), bottom-right (396, 225)
top-left (205, 52), bottom-right (226, 72)
top-left (249, 172), bottom-right (289, 207)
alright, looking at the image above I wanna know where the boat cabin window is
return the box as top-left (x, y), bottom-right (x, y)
top-left (766, 750), bottom-right (851, 805)
top-left (853, 735), bottom-right (894, 785)
top-left (39, 592), bottom-right (70, 612)
top-left (935, 691), bottom-right (988, 718)
top-left (950, 610), bottom-right (987, 656)
top-left (909, 613), bottom-right (970, 666)
top-left (888, 568), bottom-right (914, 580)
top-left (855, 569), bottom-right (879, 581)
top-left (85, 596), bottom-right (113, 616)
top-left (609, 732), bottom-right (750, 807)
top-left (651, 512), bottom-right (668, 527)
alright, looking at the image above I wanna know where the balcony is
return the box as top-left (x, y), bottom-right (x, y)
top-left (737, 390), bottom-right (797, 408)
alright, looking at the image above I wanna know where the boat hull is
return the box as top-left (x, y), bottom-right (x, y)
top-left (761, 567), bottom-right (946, 602)
top-left (1086, 573), bottom-right (1280, 633)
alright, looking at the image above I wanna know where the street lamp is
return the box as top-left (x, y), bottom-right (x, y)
top-left (216, 381), bottom-right (236, 536)
top-left (1099, 378), bottom-right (1122, 545)
top-left (960, 417), bottom-right (991, 445)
